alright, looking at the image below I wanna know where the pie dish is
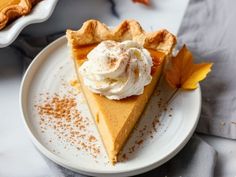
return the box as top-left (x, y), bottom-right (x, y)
top-left (66, 20), bottom-right (176, 164)
top-left (0, 0), bottom-right (40, 30)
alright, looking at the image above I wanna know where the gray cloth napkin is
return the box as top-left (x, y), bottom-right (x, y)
top-left (177, 0), bottom-right (236, 139)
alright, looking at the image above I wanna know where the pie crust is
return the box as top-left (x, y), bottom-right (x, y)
top-left (67, 19), bottom-right (176, 58)
top-left (0, 0), bottom-right (40, 30)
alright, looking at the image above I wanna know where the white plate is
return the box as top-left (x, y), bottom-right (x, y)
top-left (0, 0), bottom-right (58, 48)
top-left (20, 36), bottom-right (201, 177)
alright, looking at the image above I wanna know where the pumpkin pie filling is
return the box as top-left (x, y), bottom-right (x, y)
top-left (73, 43), bottom-right (166, 163)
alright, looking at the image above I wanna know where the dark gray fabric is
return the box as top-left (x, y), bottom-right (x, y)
top-left (177, 0), bottom-right (236, 139)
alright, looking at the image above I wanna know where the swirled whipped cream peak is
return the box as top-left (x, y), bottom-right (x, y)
top-left (79, 40), bottom-right (153, 100)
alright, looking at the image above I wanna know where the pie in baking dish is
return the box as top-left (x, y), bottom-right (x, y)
top-left (0, 0), bottom-right (40, 30)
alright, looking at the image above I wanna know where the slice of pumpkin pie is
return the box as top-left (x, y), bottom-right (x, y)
top-left (66, 19), bottom-right (176, 164)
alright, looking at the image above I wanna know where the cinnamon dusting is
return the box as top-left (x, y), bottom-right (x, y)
top-left (35, 93), bottom-right (101, 159)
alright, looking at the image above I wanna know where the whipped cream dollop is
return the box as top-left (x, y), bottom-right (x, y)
top-left (79, 40), bottom-right (153, 100)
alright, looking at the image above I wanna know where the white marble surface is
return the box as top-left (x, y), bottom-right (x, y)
top-left (0, 0), bottom-right (236, 176)
top-left (0, 60), bottom-right (52, 177)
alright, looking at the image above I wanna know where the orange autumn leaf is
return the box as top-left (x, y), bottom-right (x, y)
top-left (165, 45), bottom-right (213, 90)
top-left (132, 0), bottom-right (150, 5)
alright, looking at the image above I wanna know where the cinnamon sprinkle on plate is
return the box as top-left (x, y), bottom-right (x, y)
top-left (35, 93), bottom-right (100, 159)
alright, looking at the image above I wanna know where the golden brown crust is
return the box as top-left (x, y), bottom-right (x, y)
top-left (0, 0), bottom-right (40, 30)
top-left (66, 19), bottom-right (176, 55)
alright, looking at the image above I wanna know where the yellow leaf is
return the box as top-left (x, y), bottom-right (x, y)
top-left (165, 45), bottom-right (213, 90)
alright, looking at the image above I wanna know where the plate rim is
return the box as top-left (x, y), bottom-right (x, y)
top-left (19, 35), bottom-right (201, 176)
